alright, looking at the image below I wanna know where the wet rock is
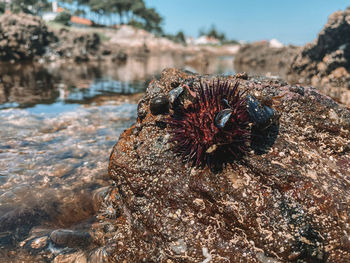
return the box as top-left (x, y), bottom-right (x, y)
top-left (87, 247), bottom-right (110, 262)
top-left (288, 7), bottom-right (350, 105)
top-left (235, 71), bottom-right (248, 79)
top-left (50, 229), bottom-right (92, 248)
top-left (102, 49), bottom-right (111, 56)
top-left (0, 13), bottom-right (56, 61)
top-left (0, 208), bottom-right (48, 248)
top-left (111, 51), bottom-right (128, 63)
top-left (29, 236), bottom-right (48, 250)
top-left (94, 68), bottom-right (350, 262)
top-left (53, 251), bottom-right (87, 263)
top-left (92, 186), bottom-right (110, 213)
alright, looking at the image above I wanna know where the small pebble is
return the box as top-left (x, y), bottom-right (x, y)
top-left (50, 229), bottom-right (91, 248)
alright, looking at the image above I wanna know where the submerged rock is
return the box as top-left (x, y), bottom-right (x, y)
top-left (93, 68), bottom-right (350, 262)
top-left (50, 229), bottom-right (92, 248)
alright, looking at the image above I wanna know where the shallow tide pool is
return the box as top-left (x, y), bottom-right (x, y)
top-left (0, 55), bottom-right (236, 260)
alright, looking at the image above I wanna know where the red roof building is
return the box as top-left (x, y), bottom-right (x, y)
top-left (70, 16), bottom-right (92, 27)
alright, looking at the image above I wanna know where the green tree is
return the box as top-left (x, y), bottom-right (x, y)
top-left (59, 0), bottom-right (90, 19)
top-left (163, 30), bottom-right (186, 45)
top-left (200, 25), bottom-right (226, 42)
top-left (175, 31), bottom-right (186, 44)
top-left (89, 0), bottom-right (110, 24)
top-left (131, 0), bottom-right (145, 19)
top-left (54, 11), bottom-right (72, 25)
top-left (0, 2), bottom-right (5, 14)
top-left (59, 0), bottom-right (164, 33)
top-left (74, 9), bottom-right (86, 17)
top-left (140, 7), bottom-right (162, 34)
top-left (208, 25), bottom-right (226, 41)
top-left (75, 0), bottom-right (89, 18)
top-left (11, 0), bottom-right (50, 15)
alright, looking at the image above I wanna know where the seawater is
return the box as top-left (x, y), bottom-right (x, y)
top-left (0, 55), bottom-right (236, 257)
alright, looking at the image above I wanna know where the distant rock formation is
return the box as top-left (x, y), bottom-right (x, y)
top-left (234, 7), bottom-right (350, 105)
top-left (0, 13), bottom-right (55, 61)
top-left (288, 7), bottom-right (350, 105)
top-left (50, 28), bottom-right (101, 62)
top-left (234, 42), bottom-right (300, 78)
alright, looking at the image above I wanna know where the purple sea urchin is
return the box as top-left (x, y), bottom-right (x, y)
top-left (167, 80), bottom-right (250, 168)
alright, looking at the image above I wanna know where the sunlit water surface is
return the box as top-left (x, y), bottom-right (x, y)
top-left (0, 55), bottom-right (236, 257)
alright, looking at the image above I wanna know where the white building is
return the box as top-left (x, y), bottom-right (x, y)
top-left (186, 35), bottom-right (220, 45)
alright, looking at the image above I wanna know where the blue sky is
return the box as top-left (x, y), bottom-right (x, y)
top-left (145, 0), bottom-right (349, 45)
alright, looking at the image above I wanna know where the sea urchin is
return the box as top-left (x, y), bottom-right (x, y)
top-left (167, 80), bottom-right (250, 168)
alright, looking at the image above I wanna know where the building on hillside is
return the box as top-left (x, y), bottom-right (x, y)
top-left (269, 38), bottom-right (284, 48)
top-left (41, 2), bottom-right (64, 22)
top-left (42, 12), bottom-right (57, 21)
top-left (70, 16), bottom-right (92, 27)
top-left (41, 1), bottom-right (93, 28)
top-left (186, 35), bottom-right (220, 45)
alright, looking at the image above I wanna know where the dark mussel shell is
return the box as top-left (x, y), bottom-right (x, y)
top-left (247, 94), bottom-right (279, 154)
top-left (168, 86), bottom-right (184, 105)
top-left (214, 109), bottom-right (232, 129)
top-left (168, 83), bottom-right (197, 114)
top-left (150, 95), bottom-right (169, 115)
top-left (247, 94), bottom-right (275, 129)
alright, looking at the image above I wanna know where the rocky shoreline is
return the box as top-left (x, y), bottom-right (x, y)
top-left (1, 8), bottom-right (350, 262)
top-left (234, 42), bottom-right (300, 79)
top-left (0, 13), bottom-right (239, 65)
top-left (234, 7), bottom-right (350, 106)
top-left (287, 7), bottom-right (350, 105)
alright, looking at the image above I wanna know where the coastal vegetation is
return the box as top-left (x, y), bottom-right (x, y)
top-left (0, 0), bottom-right (238, 45)
top-left (2, 0), bottom-right (163, 34)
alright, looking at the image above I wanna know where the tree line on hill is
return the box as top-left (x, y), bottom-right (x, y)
top-left (0, 0), bottom-right (163, 34)
top-left (0, 0), bottom-right (238, 45)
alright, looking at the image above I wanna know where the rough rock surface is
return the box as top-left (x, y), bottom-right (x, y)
top-left (0, 13), bottom-right (55, 61)
top-left (93, 68), bottom-right (350, 262)
top-left (234, 42), bottom-right (300, 79)
top-left (0, 13), bottom-right (105, 63)
top-left (50, 28), bottom-right (102, 62)
top-left (288, 7), bottom-right (350, 105)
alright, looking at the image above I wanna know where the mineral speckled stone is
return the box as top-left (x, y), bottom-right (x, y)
top-left (93, 68), bottom-right (350, 262)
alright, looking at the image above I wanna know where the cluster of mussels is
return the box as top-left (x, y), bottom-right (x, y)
top-left (147, 79), bottom-right (279, 170)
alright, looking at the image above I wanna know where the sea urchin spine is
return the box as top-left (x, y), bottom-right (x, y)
top-left (167, 80), bottom-right (250, 168)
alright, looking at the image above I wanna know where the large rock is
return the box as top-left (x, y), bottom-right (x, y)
top-left (0, 13), bottom-right (55, 61)
top-left (51, 28), bottom-right (101, 62)
top-left (93, 68), bottom-right (350, 262)
top-left (288, 7), bottom-right (350, 105)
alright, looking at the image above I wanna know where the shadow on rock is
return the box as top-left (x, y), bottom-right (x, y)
top-left (251, 122), bottom-right (280, 155)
